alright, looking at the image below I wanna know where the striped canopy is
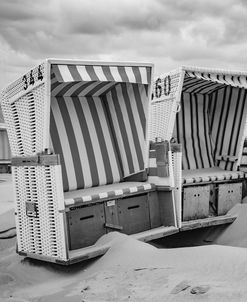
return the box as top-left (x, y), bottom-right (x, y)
top-left (49, 62), bottom-right (152, 192)
top-left (183, 68), bottom-right (247, 93)
top-left (51, 63), bottom-right (152, 97)
top-left (174, 67), bottom-right (247, 172)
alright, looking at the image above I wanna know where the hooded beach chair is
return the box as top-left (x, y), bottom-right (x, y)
top-left (0, 59), bottom-right (178, 264)
top-left (150, 66), bottom-right (247, 229)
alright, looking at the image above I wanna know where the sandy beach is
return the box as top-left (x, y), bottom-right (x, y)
top-left (1, 175), bottom-right (247, 302)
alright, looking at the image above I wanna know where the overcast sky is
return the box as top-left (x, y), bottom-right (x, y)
top-left (1, 0), bottom-right (247, 90)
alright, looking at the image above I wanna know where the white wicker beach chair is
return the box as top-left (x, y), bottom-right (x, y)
top-left (150, 66), bottom-right (247, 228)
top-left (0, 59), bottom-right (178, 264)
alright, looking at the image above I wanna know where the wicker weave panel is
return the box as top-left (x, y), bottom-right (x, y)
top-left (149, 70), bottom-right (183, 141)
top-left (1, 65), bottom-right (47, 156)
top-left (13, 165), bottom-right (67, 260)
top-left (3, 64), bottom-right (45, 99)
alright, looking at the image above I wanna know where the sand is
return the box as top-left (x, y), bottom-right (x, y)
top-left (1, 175), bottom-right (247, 301)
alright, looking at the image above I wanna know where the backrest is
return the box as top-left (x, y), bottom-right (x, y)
top-left (209, 86), bottom-right (247, 171)
top-left (50, 96), bottom-right (123, 192)
top-left (173, 92), bottom-right (214, 170)
top-left (105, 82), bottom-right (148, 177)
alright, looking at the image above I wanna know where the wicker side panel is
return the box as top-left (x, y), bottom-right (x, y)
top-left (171, 151), bottom-right (182, 228)
top-left (1, 63), bottom-right (46, 156)
top-left (149, 98), bottom-right (176, 141)
top-left (13, 165), bottom-right (67, 260)
top-left (2, 84), bottom-right (46, 156)
top-left (2, 64), bottom-right (45, 100)
top-left (149, 69), bottom-right (184, 141)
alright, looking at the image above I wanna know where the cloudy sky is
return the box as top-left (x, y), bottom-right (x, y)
top-left (1, 0), bottom-right (247, 90)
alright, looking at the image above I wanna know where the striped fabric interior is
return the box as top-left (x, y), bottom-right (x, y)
top-left (104, 83), bottom-right (148, 177)
top-left (50, 96), bottom-right (123, 192)
top-left (174, 92), bottom-right (214, 170)
top-left (174, 72), bottom-right (247, 172)
top-left (209, 86), bottom-right (247, 171)
top-left (50, 63), bottom-right (151, 192)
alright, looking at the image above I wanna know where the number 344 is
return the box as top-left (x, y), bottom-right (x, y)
top-left (22, 65), bottom-right (43, 90)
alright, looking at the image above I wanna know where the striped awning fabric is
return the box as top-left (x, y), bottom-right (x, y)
top-left (182, 74), bottom-right (226, 94)
top-left (183, 68), bottom-right (247, 94)
top-left (51, 64), bottom-right (152, 96)
top-left (51, 64), bottom-right (151, 84)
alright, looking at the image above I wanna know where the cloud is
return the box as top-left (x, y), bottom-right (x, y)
top-left (1, 0), bottom-right (247, 90)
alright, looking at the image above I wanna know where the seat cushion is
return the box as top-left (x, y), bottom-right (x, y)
top-left (182, 167), bottom-right (244, 184)
top-left (65, 181), bottom-right (155, 207)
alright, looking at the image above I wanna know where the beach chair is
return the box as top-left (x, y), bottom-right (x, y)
top-left (150, 66), bottom-right (247, 229)
top-left (0, 59), bottom-right (179, 264)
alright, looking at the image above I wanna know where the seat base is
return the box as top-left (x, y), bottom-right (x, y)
top-left (181, 214), bottom-right (237, 231)
top-left (19, 225), bottom-right (179, 265)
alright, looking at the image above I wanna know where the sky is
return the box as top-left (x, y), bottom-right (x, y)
top-left (1, 0), bottom-right (247, 91)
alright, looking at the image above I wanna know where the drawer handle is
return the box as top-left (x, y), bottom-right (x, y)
top-left (128, 205), bottom-right (140, 210)
top-left (80, 215), bottom-right (94, 221)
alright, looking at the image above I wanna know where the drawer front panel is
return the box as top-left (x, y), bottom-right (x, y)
top-left (117, 194), bottom-right (150, 234)
top-left (68, 203), bottom-right (106, 250)
top-left (217, 182), bottom-right (242, 215)
top-left (183, 186), bottom-right (210, 221)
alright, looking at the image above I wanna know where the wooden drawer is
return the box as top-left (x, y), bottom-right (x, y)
top-left (217, 182), bottom-right (242, 215)
top-left (117, 194), bottom-right (150, 234)
top-left (67, 203), bottom-right (106, 250)
top-left (104, 194), bottom-right (151, 235)
top-left (183, 185), bottom-right (210, 221)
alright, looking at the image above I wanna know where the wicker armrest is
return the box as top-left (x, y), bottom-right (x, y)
top-left (11, 154), bottom-right (60, 166)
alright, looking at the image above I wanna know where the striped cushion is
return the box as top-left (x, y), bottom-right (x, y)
top-left (182, 167), bottom-right (244, 184)
top-left (50, 96), bottom-right (123, 192)
top-left (209, 86), bottom-right (247, 171)
top-left (174, 92), bottom-right (214, 170)
top-left (64, 182), bottom-right (155, 206)
top-left (105, 83), bottom-right (148, 177)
